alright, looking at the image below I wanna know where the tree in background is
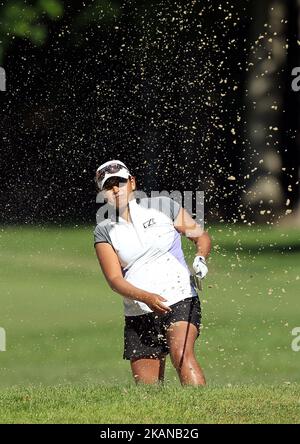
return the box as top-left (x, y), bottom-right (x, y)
top-left (1, 0), bottom-right (299, 225)
top-left (243, 0), bottom-right (300, 225)
top-left (244, 0), bottom-right (288, 222)
top-left (0, 0), bottom-right (64, 63)
top-left (291, 0), bottom-right (300, 225)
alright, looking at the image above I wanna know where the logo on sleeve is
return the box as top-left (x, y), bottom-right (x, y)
top-left (143, 218), bottom-right (156, 229)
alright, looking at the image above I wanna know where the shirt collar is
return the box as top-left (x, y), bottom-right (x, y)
top-left (111, 198), bottom-right (138, 223)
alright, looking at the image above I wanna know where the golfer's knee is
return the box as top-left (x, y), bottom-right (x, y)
top-left (170, 348), bottom-right (194, 370)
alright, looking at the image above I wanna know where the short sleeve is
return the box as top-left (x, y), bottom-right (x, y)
top-left (93, 223), bottom-right (112, 247)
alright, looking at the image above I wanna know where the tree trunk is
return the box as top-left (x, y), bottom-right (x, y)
top-left (244, 0), bottom-right (288, 223)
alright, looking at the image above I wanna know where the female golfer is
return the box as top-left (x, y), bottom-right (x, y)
top-left (94, 160), bottom-right (211, 386)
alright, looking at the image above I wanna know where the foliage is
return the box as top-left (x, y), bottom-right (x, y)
top-left (0, 0), bottom-right (123, 63)
top-left (0, 0), bottom-right (63, 63)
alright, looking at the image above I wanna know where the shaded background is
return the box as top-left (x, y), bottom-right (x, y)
top-left (0, 0), bottom-right (299, 225)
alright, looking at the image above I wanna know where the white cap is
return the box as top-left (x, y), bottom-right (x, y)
top-left (96, 160), bottom-right (131, 190)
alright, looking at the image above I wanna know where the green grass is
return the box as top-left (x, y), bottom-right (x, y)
top-left (0, 384), bottom-right (299, 424)
top-left (0, 224), bottom-right (300, 423)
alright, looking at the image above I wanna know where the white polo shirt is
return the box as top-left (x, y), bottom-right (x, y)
top-left (94, 196), bottom-right (197, 316)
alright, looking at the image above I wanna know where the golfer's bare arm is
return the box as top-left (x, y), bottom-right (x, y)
top-left (174, 208), bottom-right (211, 259)
top-left (95, 243), bottom-right (171, 314)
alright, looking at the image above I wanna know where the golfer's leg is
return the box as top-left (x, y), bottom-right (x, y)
top-left (167, 321), bottom-right (206, 386)
top-left (130, 356), bottom-right (166, 384)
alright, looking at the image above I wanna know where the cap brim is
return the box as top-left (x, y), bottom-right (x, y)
top-left (100, 171), bottom-right (130, 190)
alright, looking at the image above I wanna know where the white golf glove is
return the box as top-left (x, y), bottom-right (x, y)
top-left (193, 256), bottom-right (208, 279)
